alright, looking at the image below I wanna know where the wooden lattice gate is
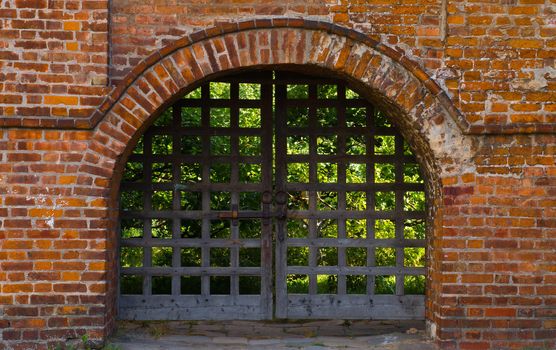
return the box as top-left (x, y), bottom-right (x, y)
top-left (118, 71), bottom-right (426, 320)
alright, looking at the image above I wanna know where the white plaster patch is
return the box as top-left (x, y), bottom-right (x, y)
top-left (511, 66), bottom-right (556, 90)
top-left (422, 105), bottom-right (477, 178)
top-left (431, 67), bottom-right (459, 99)
top-left (46, 217), bottom-right (55, 229)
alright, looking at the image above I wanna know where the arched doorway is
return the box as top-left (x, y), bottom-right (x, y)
top-left (117, 69), bottom-right (426, 320)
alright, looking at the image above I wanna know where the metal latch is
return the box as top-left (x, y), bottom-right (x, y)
top-left (218, 191), bottom-right (288, 226)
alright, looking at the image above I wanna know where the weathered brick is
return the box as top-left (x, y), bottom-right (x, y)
top-left (0, 4), bottom-right (555, 350)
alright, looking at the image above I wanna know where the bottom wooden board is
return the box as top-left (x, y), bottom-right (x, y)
top-left (282, 294), bottom-right (425, 319)
top-left (119, 295), bottom-right (269, 320)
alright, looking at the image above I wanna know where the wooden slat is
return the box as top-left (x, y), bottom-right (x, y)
top-left (274, 79), bottom-right (289, 319)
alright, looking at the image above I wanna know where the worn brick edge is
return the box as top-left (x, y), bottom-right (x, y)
top-left (2, 18), bottom-right (553, 135)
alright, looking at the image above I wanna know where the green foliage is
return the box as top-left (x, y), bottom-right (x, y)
top-left (345, 88), bottom-right (360, 99)
top-left (347, 275), bottom-right (366, 294)
top-left (287, 219), bottom-right (309, 238)
top-left (317, 107), bottom-right (337, 127)
top-left (316, 136), bottom-right (337, 155)
top-left (346, 107), bottom-right (366, 127)
top-left (375, 191), bottom-right (396, 211)
top-left (152, 247), bottom-right (172, 267)
top-left (375, 275), bottom-right (396, 294)
top-left (152, 135), bottom-right (172, 154)
top-left (404, 248), bottom-right (425, 267)
top-left (240, 163), bottom-right (262, 183)
top-left (374, 135), bottom-right (395, 155)
top-left (288, 247), bottom-right (309, 265)
top-left (120, 247), bottom-right (142, 268)
top-left (375, 163), bottom-right (395, 183)
top-left (346, 219), bottom-right (366, 239)
top-left (132, 136), bottom-right (144, 154)
top-left (346, 135), bottom-right (365, 155)
top-left (404, 191), bottom-right (425, 211)
top-left (376, 248), bottom-right (396, 266)
top-left (120, 190), bottom-right (142, 211)
top-left (211, 136), bottom-right (231, 155)
top-left (404, 275), bottom-right (426, 294)
top-left (210, 82), bottom-right (230, 99)
top-left (240, 219), bottom-right (262, 238)
top-left (317, 84), bottom-right (337, 99)
top-left (346, 163), bottom-right (365, 183)
top-left (120, 219), bottom-right (142, 238)
top-left (239, 136), bottom-right (261, 156)
top-left (318, 219), bottom-right (337, 238)
top-left (317, 163), bottom-right (337, 183)
top-left (287, 84), bottom-right (308, 99)
top-left (210, 108), bottom-right (230, 127)
top-left (287, 135), bottom-right (309, 154)
top-left (317, 191), bottom-right (338, 210)
top-left (182, 107), bottom-right (201, 127)
top-left (375, 219), bottom-right (395, 239)
top-left (287, 107), bottom-right (308, 127)
top-left (239, 276), bottom-right (261, 294)
top-left (287, 163), bottom-right (309, 183)
top-left (152, 191), bottom-right (172, 210)
top-left (210, 220), bottom-right (230, 239)
top-left (210, 248), bottom-right (230, 267)
top-left (181, 248), bottom-right (201, 267)
top-left (181, 136), bottom-right (202, 154)
top-left (154, 108), bottom-right (173, 126)
top-left (120, 275), bottom-right (142, 295)
top-left (404, 220), bottom-right (425, 240)
top-left (239, 248), bottom-right (260, 267)
top-left (123, 162), bottom-right (143, 182)
top-left (317, 247), bottom-right (338, 266)
top-left (346, 248), bottom-right (366, 266)
top-left (240, 108), bottom-right (261, 128)
top-left (239, 83), bottom-right (261, 100)
top-left (287, 274), bottom-right (309, 293)
top-left (317, 275), bottom-right (338, 294)
top-left (184, 87), bottom-right (201, 99)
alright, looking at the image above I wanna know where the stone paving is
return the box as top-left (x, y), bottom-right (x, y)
top-left (110, 320), bottom-right (438, 350)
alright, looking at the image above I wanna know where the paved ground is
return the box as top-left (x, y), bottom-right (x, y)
top-left (109, 320), bottom-right (438, 350)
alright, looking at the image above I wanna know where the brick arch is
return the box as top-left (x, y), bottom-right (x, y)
top-left (82, 19), bottom-right (476, 342)
top-left (88, 18), bottom-right (474, 185)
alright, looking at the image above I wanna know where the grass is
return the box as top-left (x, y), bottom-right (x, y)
top-left (49, 335), bottom-right (121, 350)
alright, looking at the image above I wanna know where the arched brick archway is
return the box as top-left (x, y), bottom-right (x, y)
top-left (82, 19), bottom-right (475, 343)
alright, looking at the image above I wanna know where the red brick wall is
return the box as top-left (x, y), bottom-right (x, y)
top-left (0, 128), bottom-right (112, 349)
top-left (109, 0), bottom-right (444, 79)
top-left (3, 1), bottom-right (554, 132)
top-left (0, 2), bottom-right (555, 350)
top-left (436, 134), bottom-right (556, 349)
top-left (0, 0), bottom-right (110, 121)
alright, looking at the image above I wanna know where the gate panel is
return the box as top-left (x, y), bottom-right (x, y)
top-left (119, 73), bottom-right (274, 320)
top-left (274, 72), bottom-right (426, 319)
top-left (119, 70), bottom-right (427, 320)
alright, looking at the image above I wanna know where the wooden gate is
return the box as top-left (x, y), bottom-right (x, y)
top-left (118, 71), bottom-right (426, 320)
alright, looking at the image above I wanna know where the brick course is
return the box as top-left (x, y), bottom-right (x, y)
top-left (0, 2), bottom-right (555, 350)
